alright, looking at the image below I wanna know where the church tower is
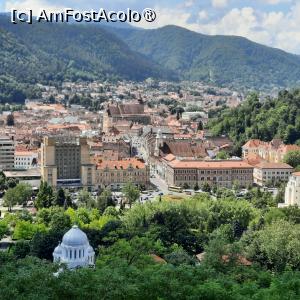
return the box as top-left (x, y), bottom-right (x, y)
top-left (154, 129), bottom-right (162, 157)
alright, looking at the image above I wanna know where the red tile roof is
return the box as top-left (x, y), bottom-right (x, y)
top-left (254, 162), bottom-right (293, 169)
top-left (168, 160), bottom-right (253, 169)
top-left (97, 158), bottom-right (146, 170)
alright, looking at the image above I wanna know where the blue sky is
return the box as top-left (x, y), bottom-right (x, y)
top-left (1, 0), bottom-right (300, 54)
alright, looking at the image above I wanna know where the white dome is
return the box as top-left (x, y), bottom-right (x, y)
top-left (53, 244), bottom-right (63, 254)
top-left (87, 245), bottom-right (94, 253)
top-left (62, 225), bottom-right (88, 247)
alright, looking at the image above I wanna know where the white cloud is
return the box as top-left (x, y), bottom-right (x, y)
top-left (262, 0), bottom-right (292, 4)
top-left (211, 0), bottom-right (228, 9)
top-left (183, 0), bottom-right (196, 8)
top-left (198, 10), bottom-right (208, 20)
top-left (197, 7), bottom-right (272, 46)
top-left (133, 6), bottom-right (197, 31)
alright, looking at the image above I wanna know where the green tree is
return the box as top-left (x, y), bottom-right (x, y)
top-left (96, 188), bottom-right (114, 213)
top-left (6, 114), bottom-right (14, 126)
top-left (165, 249), bottom-right (195, 266)
top-left (197, 120), bottom-right (203, 131)
top-left (53, 188), bottom-right (72, 208)
top-left (3, 183), bottom-right (31, 211)
top-left (246, 220), bottom-right (300, 271)
top-left (0, 220), bottom-right (8, 239)
top-left (12, 240), bottom-right (31, 259)
top-left (201, 182), bottom-right (211, 193)
top-left (13, 220), bottom-right (47, 240)
top-left (77, 189), bottom-right (95, 209)
top-left (3, 188), bottom-right (18, 212)
top-left (122, 182), bottom-right (140, 208)
top-left (35, 182), bottom-right (54, 209)
top-left (99, 236), bottom-right (161, 267)
top-left (30, 230), bottom-right (64, 260)
top-left (284, 150), bottom-right (300, 168)
top-left (216, 150), bottom-right (230, 160)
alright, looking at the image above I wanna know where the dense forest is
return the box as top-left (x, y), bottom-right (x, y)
top-left (2, 15), bottom-right (300, 103)
top-left (113, 25), bottom-right (300, 90)
top-left (1, 178), bottom-right (300, 299)
top-left (0, 16), bottom-right (173, 103)
top-left (208, 89), bottom-right (300, 155)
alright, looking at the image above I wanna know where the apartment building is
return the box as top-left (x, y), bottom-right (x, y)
top-left (164, 159), bottom-right (253, 188)
top-left (253, 162), bottom-right (294, 186)
top-left (95, 158), bottom-right (150, 190)
top-left (242, 139), bottom-right (300, 163)
top-left (0, 135), bottom-right (15, 171)
top-left (41, 136), bottom-right (94, 188)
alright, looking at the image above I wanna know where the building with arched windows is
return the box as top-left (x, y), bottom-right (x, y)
top-left (53, 225), bottom-right (95, 269)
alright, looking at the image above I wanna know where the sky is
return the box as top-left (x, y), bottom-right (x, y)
top-left (1, 0), bottom-right (300, 54)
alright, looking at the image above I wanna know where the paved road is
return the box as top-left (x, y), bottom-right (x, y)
top-left (150, 175), bottom-right (187, 197)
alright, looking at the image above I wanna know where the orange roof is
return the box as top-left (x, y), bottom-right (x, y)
top-left (15, 150), bottom-right (38, 156)
top-left (97, 158), bottom-right (146, 170)
top-left (163, 154), bottom-right (176, 162)
top-left (278, 144), bottom-right (300, 153)
top-left (293, 172), bottom-right (300, 177)
top-left (222, 255), bottom-right (252, 266)
top-left (168, 159), bottom-right (253, 169)
top-left (150, 254), bottom-right (167, 264)
top-left (245, 153), bottom-right (264, 166)
top-left (243, 139), bottom-right (264, 148)
top-left (254, 162), bottom-right (293, 169)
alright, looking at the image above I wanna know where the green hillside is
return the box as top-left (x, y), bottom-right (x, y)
top-left (2, 16), bottom-right (300, 102)
top-left (0, 16), bottom-right (174, 103)
top-left (114, 25), bottom-right (300, 90)
top-left (208, 89), bottom-right (300, 154)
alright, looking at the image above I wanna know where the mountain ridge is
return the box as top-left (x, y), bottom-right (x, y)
top-left (110, 24), bottom-right (300, 90)
top-left (1, 15), bottom-right (300, 103)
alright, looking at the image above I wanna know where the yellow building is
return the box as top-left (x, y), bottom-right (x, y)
top-left (95, 158), bottom-right (150, 190)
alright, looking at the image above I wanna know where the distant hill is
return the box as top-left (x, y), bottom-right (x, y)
top-left (2, 14), bottom-right (300, 103)
top-left (112, 25), bottom-right (300, 90)
top-left (0, 16), bottom-right (174, 102)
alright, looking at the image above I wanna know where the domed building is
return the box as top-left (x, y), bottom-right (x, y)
top-left (53, 225), bottom-right (95, 269)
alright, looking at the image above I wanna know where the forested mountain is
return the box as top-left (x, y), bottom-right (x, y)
top-left (113, 25), bottom-right (300, 90)
top-left (0, 16), bottom-right (173, 103)
top-left (208, 90), bottom-right (300, 154)
top-left (2, 14), bottom-right (300, 103)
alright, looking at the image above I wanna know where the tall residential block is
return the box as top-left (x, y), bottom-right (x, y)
top-left (0, 135), bottom-right (15, 171)
top-left (41, 136), bottom-right (94, 188)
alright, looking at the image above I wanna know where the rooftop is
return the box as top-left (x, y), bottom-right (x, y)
top-left (168, 159), bottom-right (253, 169)
top-left (254, 162), bottom-right (293, 169)
top-left (97, 158), bottom-right (146, 170)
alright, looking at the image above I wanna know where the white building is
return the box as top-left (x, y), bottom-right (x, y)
top-left (53, 225), bottom-right (95, 269)
top-left (253, 162), bottom-right (294, 186)
top-left (284, 172), bottom-right (300, 206)
top-left (0, 136), bottom-right (15, 171)
top-left (14, 150), bottom-right (38, 169)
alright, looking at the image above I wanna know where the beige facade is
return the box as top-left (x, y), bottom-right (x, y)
top-left (164, 159), bottom-right (253, 189)
top-left (242, 139), bottom-right (300, 163)
top-left (253, 162), bottom-right (293, 186)
top-left (0, 136), bottom-right (15, 171)
top-left (41, 136), bottom-right (93, 188)
top-left (95, 158), bottom-right (150, 190)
